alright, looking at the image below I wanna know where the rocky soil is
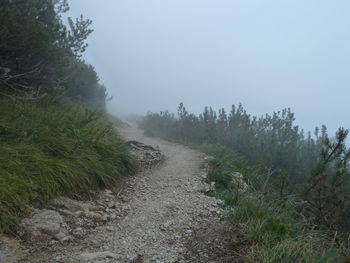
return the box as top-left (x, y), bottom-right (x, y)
top-left (0, 124), bottom-right (237, 263)
top-left (126, 140), bottom-right (166, 168)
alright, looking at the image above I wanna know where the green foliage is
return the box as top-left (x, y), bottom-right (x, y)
top-left (141, 104), bottom-right (350, 261)
top-left (141, 103), bottom-right (350, 231)
top-left (0, 99), bottom-right (136, 233)
top-left (247, 237), bottom-right (342, 263)
top-left (141, 103), bottom-right (326, 186)
top-left (304, 128), bottom-right (350, 230)
top-left (0, 0), bottom-right (126, 234)
top-left (205, 150), bottom-right (346, 262)
top-left (0, 0), bottom-right (107, 109)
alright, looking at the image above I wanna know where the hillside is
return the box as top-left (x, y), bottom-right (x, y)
top-left (0, 0), bottom-right (136, 233)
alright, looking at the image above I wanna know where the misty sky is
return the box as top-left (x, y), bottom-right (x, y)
top-left (67, 0), bottom-right (350, 134)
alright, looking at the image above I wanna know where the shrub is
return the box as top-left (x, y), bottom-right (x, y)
top-left (140, 103), bottom-right (350, 260)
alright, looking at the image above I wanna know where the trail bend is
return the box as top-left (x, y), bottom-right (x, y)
top-left (13, 124), bottom-right (236, 263)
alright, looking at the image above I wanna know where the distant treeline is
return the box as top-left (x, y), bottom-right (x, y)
top-left (141, 103), bottom-right (350, 231)
top-left (0, 0), bottom-right (107, 109)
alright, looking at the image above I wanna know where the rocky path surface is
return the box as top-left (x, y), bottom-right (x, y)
top-left (1, 124), bottom-right (236, 263)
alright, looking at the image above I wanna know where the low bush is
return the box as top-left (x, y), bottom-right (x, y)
top-left (206, 150), bottom-right (346, 262)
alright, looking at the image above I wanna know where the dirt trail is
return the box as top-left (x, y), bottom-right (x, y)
top-left (3, 124), bottom-right (236, 263)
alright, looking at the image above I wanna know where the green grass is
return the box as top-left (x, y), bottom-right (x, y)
top-left (0, 98), bottom-right (137, 233)
top-left (203, 148), bottom-right (347, 262)
top-left (246, 236), bottom-right (342, 263)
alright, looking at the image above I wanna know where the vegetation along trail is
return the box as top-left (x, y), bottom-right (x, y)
top-left (17, 124), bottom-right (236, 263)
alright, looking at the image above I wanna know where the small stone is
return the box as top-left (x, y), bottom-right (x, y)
top-left (109, 214), bottom-right (117, 220)
top-left (72, 227), bottom-right (83, 236)
top-left (79, 251), bottom-right (118, 261)
top-left (104, 189), bottom-right (113, 195)
top-left (0, 251), bottom-right (7, 261)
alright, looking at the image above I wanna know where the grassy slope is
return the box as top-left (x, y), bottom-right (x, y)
top-left (204, 147), bottom-right (344, 262)
top-left (0, 99), bottom-right (136, 233)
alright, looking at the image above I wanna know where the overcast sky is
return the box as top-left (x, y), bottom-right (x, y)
top-left (67, 0), bottom-right (350, 134)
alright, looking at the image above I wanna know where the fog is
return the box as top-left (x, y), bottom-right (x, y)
top-left (67, 0), bottom-right (350, 134)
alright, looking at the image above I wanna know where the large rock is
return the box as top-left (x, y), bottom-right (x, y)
top-left (127, 140), bottom-right (166, 168)
top-left (21, 210), bottom-right (70, 242)
top-left (50, 197), bottom-right (93, 212)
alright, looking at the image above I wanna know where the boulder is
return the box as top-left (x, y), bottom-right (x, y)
top-left (127, 140), bottom-right (166, 168)
top-left (21, 210), bottom-right (70, 242)
top-left (50, 197), bottom-right (93, 212)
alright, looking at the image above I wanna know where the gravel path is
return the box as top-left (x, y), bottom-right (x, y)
top-left (112, 124), bottom-right (236, 262)
top-left (3, 124), bottom-right (237, 263)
